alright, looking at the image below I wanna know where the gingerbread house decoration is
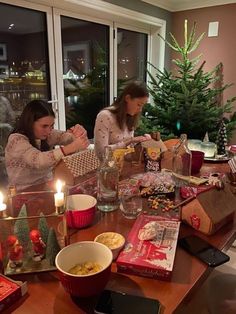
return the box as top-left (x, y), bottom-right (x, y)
top-left (54, 149), bottom-right (100, 186)
top-left (181, 182), bottom-right (236, 235)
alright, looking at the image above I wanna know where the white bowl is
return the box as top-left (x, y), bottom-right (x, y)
top-left (94, 232), bottom-right (125, 260)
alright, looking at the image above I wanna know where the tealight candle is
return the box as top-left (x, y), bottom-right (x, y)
top-left (54, 180), bottom-right (65, 208)
top-left (0, 191), bottom-right (7, 218)
top-left (201, 142), bottom-right (216, 158)
top-left (188, 139), bottom-right (202, 151)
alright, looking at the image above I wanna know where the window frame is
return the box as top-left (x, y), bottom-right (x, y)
top-left (1, 0), bottom-right (166, 131)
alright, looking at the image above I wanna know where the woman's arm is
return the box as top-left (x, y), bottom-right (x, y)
top-left (94, 111), bottom-right (112, 160)
top-left (47, 128), bottom-right (89, 154)
top-left (6, 134), bottom-right (64, 169)
top-left (6, 134), bottom-right (89, 169)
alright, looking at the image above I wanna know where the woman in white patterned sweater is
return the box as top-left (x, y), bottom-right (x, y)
top-left (94, 82), bottom-right (151, 160)
top-left (5, 100), bottom-right (89, 191)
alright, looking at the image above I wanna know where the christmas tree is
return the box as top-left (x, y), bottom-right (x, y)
top-left (216, 119), bottom-right (228, 155)
top-left (138, 20), bottom-right (236, 141)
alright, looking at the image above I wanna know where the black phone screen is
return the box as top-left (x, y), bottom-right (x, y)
top-left (94, 290), bottom-right (161, 314)
top-left (178, 235), bottom-right (230, 267)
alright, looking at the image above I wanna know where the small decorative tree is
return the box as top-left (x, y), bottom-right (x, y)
top-left (139, 20), bottom-right (236, 141)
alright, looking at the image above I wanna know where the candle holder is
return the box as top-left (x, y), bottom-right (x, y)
top-left (0, 209), bottom-right (7, 219)
top-left (188, 139), bottom-right (202, 151)
top-left (201, 142), bottom-right (217, 158)
top-left (55, 205), bottom-right (65, 215)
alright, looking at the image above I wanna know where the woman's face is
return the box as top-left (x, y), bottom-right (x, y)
top-left (125, 95), bottom-right (148, 116)
top-left (33, 116), bottom-right (54, 140)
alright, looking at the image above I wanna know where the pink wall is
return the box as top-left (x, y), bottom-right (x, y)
top-left (172, 4), bottom-right (236, 143)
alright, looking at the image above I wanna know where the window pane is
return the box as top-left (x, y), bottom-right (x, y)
top-left (0, 3), bottom-right (50, 187)
top-left (61, 16), bottom-right (109, 139)
top-left (117, 28), bottom-right (147, 92)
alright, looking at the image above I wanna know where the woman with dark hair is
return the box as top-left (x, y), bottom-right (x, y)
top-left (94, 82), bottom-right (151, 160)
top-left (5, 99), bottom-right (89, 190)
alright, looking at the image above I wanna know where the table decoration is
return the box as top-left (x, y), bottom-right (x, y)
top-left (0, 190), bottom-right (68, 276)
top-left (181, 180), bottom-right (235, 235)
top-left (54, 149), bottom-right (100, 186)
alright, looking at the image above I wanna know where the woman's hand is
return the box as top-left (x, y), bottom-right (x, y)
top-left (67, 124), bottom-right (87, 138)
top-left (62, 131), bottom-right (90, 155)
top-left (133, 134), bottom-right (151, 143)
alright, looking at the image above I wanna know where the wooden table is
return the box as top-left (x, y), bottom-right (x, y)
top-left (5, 162), bottom-right (236, 314)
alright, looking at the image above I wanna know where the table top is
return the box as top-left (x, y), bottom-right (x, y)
top-left (4, 162), bottom-right (236, 314)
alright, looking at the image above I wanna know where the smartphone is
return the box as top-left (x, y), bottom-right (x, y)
top-left (178, 235), bottom-right (230, 267)
top-left (94, 290), bottom-right (161, 314)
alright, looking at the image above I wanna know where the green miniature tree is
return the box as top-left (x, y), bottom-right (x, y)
top-left (13, 204), bottom-right (30, 249)
top-left (45, 228), bottom-right (61, 266)
top-left (38, 212), bottom-right (49, 245)
top-left (138, 20), bottom-right (236, 141)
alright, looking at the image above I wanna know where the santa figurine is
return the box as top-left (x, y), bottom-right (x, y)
top-left (30, 229), bottom-right (46, 261)
top-left (6, 235), bottom-right (23, 268)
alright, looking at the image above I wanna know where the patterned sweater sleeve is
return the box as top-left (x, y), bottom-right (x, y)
top-left (6, 134), bottom-right (64, 169)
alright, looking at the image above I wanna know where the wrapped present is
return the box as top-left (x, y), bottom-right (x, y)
top-left (54, 149), bottom-right (100, 185)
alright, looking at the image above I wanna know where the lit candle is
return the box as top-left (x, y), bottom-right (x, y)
top-left (54, 180), bottom-right (65, 208)
top-left (0, 192), bottom-right (7, 218)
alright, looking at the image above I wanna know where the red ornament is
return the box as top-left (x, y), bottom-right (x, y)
top-left (7, 235), bottom-right (18, 247)
top-left (6, 235), bottom-right (23, 268)
top-left (30, 229), bottom-right (46, 261)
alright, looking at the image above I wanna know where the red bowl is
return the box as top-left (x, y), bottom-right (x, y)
top-left (55, 241), bottom-right (113, 297)
top-left (66, 194), bottom-right (96, 228)
top-left (191, 150), bottom-right (204, 175)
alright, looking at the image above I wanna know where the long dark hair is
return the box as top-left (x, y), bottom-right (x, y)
top-left (13, 99), bottom-right (55, 151)
top-left (106, 82), bottom-right (149, 131)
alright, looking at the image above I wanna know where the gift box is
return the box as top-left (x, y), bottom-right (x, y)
top-left (181, 182), bottom-right (235, 235)
top-left (116, 215), bottom-right (180, 280)
top-left (0, 274), bottom-right (27, 312)
top-left (0, 191), bottom-right (68, 276)
top-left (54, 149), bottom-right (100, 185)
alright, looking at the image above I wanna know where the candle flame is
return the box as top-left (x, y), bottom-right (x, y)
top-left (56, 180), bottom-right (63, 193)
top-left (0, 192), bottom-right (3, 204)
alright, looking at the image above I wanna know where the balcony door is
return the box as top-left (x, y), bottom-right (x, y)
top-left (53, 12), bottom-right (111, 139)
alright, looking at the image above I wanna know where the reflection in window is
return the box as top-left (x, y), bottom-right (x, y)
top-left (61, 16), bottom-right (109, 139)
top-left (0, 2), bottom-right (50, 187)
top-left (117, 28), bottom-right (147, 93)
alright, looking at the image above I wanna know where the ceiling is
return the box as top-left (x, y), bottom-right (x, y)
top-left (142, 0), bottom-right (236, 11)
